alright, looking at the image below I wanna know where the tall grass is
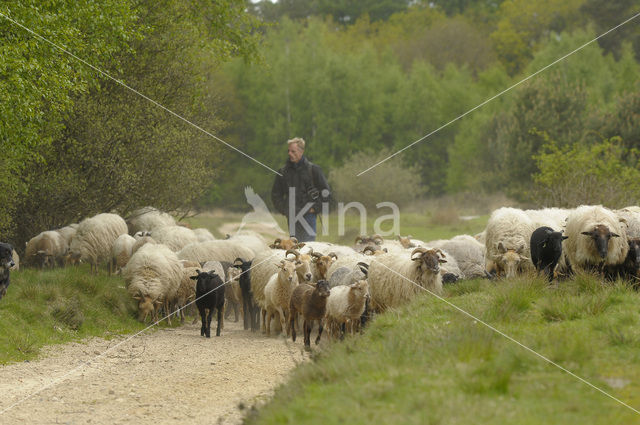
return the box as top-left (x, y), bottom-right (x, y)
top-left (0, 265), bottom-right (148, 364)
top-left (244, 274), bottom-right (640, 424)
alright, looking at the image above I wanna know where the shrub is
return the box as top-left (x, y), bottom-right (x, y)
top-left (328, 149), bottom-right (424, 210)
top-left (530, 137), bottom-right (640, 208)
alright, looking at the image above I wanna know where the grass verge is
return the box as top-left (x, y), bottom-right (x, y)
top-left (0, 265), bottom-right (150, 365)
top-left (244, 275), bottom-right (640, 424)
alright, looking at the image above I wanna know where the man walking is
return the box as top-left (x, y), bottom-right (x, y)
top-left (271, 137), bottom-right (331, 242)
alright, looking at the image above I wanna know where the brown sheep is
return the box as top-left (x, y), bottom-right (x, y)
top-left (289, 280), bottom-right (331, 349)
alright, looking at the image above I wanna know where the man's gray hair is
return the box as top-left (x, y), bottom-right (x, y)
top-left (287, 137), bottom-right (305, 150)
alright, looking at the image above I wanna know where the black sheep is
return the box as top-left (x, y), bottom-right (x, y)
top-left (190, 270), bottom-right (225, 338)
top-left (0, 242), bottom-right (15, 301)
top-left (530, 226), bottom-right (568, 282)
top-left (232, 257), bottom-right (260, 332)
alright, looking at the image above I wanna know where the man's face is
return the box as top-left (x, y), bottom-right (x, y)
top-left (288, 143), bottom-right (303, 163)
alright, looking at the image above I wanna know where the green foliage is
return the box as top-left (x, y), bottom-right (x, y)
top-left (531, 137), bottom-right (640, 208)
top-left (328, 149), bottom-right (424, 210)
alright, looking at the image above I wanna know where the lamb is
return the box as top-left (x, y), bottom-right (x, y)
top-left (289, 280), bottom-right (331, 349)
top-left (150, 225), bottom-right (199, 252)
top-left (0, 243), bottom-right (16, 301)
top-left (69, 213), bottom-right (128, 274)
top-left (122, 243), bottom-right (183, 324)
top-left (529, 227), bottom-right (568, 282)
top-left (263, 260), bottom-right (299, 336)
top-left (24, 230), bottom-right (68, 268)
top-left (367, 247), bottom-right (445, 312)
top-left (564, 205), bottom-right (628, 275)
top-left (126, 207), bottom-right (176, 234)
top-left (193, 228), bottom-right (216, 242)
top-left (232, 257), bottom-right (260, 331)
top-left (604, 238), bottom-right (640, 283)
top-left (190, 269), bottom-right (225, 338)
top-left (111, 234), bottom-right (136, 274)
top-left (177, 240), bottom-right (255, 264)
top-left (324, 280), bottom-right (369, 339)
top-left (484, 207), bottom-right (536, 278)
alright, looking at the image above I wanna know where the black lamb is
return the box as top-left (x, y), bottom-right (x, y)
top-left (530, 226), bottom-right (567, 282)
top-left (190, 269), bottom-right (225, 338)
top-left (232, 257), bottom-right (260, 332)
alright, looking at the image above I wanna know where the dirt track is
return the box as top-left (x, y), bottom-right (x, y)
top-left (0, 320), bottom-right (306, 424)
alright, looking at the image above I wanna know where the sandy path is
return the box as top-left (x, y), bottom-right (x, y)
top-left (0, 320), bottom-right (306, 424)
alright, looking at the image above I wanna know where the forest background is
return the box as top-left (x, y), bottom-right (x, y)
top-left (2, 0), bottom-right (640, 248)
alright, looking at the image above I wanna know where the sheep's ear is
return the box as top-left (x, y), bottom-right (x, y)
top-left (562, 236), bottom-right (568, 240)
top-left (133, 295), bottom-right (141, 300)
top-left (516, 244), bottom-right (525, 254)
top-left (297, 242), bottom-right (306, 249)
top-left (581, 231), bottom-right (593, 236)
top-left (497, 242), bottom-right (506, 253)
top-left (269, 243), bottom-right (277, 249)
top-left (611, 232), bottom-right (620, 238)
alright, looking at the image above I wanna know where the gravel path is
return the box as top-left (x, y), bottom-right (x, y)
top-left (0, 320), bottom-right (306, 424)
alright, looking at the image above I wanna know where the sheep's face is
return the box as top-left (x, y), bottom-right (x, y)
top-left (296, 257), bottom-right (313, 282)
top-left (313, 255), bottom-right (336, 280)
top-left (627, 239), bottom-right (640, 269)
top-left (351, 280), bottom-right (369, 300)
top-left (226, 266), bottom-right (241, 283)
top-left (496, 243), bottom-right (528, 279)
top-left (582, 224), bottom-right (619, 260)
top-left (279, 260), bottom-right (298, 284)
top-left (35, 251), bottom-right (54, 269)
top-left (315, 280), bottom-right (331, 298)
top-left (412, 249), bottom-right (446, 275)
top-left (136, 296), bottom-right (155, 322)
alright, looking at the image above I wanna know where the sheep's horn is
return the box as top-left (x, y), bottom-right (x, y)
top-left (411, 247), bottom-right (428, 260)
top-left (291, 237), bottom-right (298, 243)
top-left (310, 251), bottom-right (322, 258)
top-left (362, 246), bottom-right (376, 255)
top-left (355, 235), bottom-right (364, 244)
top-left (433, 248), bottom-right (446, 258)
top-left (372, 234), bottom-right (383, 243)
top-left (328, 252), bottom-right (338, 259)
top-left (285, 249), bottom-right (300, 259)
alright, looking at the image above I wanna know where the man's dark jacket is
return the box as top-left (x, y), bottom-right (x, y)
top-left (271, 156), bottom-right (331, 217)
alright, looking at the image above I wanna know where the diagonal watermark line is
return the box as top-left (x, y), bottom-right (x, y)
top-left (357, 10), bottom-right (640, 177)
top-left (368, 257), bottom-right (640, 415)
top-left (0, 10), bottom-right (282, 177)
top-left (0, 250), bottom-right (282, 415)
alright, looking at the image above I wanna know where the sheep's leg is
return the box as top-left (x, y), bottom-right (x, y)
top-left (265, 309), bottom-right (272, 337)
top-left (220, 304), bottom-right (224, 331)
top-left (290, 309), bottom-right (297, 342)
top-left (316, 320), bottom-right (324, 345)
top-left (199, 305), bottom-right (207, 337)
top-left (276, 307), bottom-right (286, 337)
top-left (340, 322), bottom-right (346, 340)
top-left (206, 308), bottom-right (213, 338)
top-left (233, 302), bottom-right (239, 322)
top-left (216, 307), bottom-right (222, 336)
top-left (242, 299), bottom-right (250, 330)
top-left (165, 300), bottom-right (172, 326)
top-left (303, 320), bottom-right (311, 348)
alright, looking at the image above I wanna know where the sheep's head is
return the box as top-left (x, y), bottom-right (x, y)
top-left (537, 229), bottom-right (567, 256)
top-left (314, 280), bottom-right (331, 298)
top-left (226, 265), bottom-right (242, 282)
top-left (411, 247), bottom-right (446, 274)
top-left (311, 251), bottom-right (337, 280)
top-left (287, 249), bottom-right (312, 281)
top-left (132, 293), bottom-right (158, 323)
top-left (495, 242), bottom-right (529, 279)
top-left (581, 224), bottom-right (619, 260)
top-left (627, 238), bottom-right (640, 270)
top-left (349, 279), bottom-right (369, 300)
top-left (362, 245), bottom-right (387, 256)
top-left (278, 259), bottom-right (299, 284)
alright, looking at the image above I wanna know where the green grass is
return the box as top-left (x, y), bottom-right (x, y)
top-left (244, 275), bottom-right (640, 425)
top-left (0, 265), bottom-right (151, 364)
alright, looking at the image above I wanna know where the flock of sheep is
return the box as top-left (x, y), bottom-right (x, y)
top-left (9, 204), bottom-right (640, 348)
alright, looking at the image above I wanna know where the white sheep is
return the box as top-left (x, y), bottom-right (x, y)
top-left (122, 243), bottom-right (183, 324)
top-left (616, 207), bottom-right (640, 239)
top-left (111, 233), bottom-right (136, 274)
top-left (194, 228), bottom-right (216, 242)
top-left (131, 235), bottom-right (157, 255)
top-left (367, 247), bottom-right (445, 312)
top-left (226, 233), bottom-right (269, 256)
top-left (24, 230), bottom-right (68, 268)
top-left (426, 235), bottom-right (486, 280)
top-left (69, 213), bottom-right (128, 274)
top-left (564, 205), bottom-right (628, 274)
top-left (324, 280), bottom-right (369, 338)
top-left (484, 207), bottom-right (536, 278)
top-left (177, 240), bottom-right (255, 264)
top-left (150, 225), bottom-right (199, 252)
top-left (263, 260), bottom-right (299, 336)
top-left (56, 224), bottom-right (78, 247)
top-left (126, 207), bottom-right (176, 234)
